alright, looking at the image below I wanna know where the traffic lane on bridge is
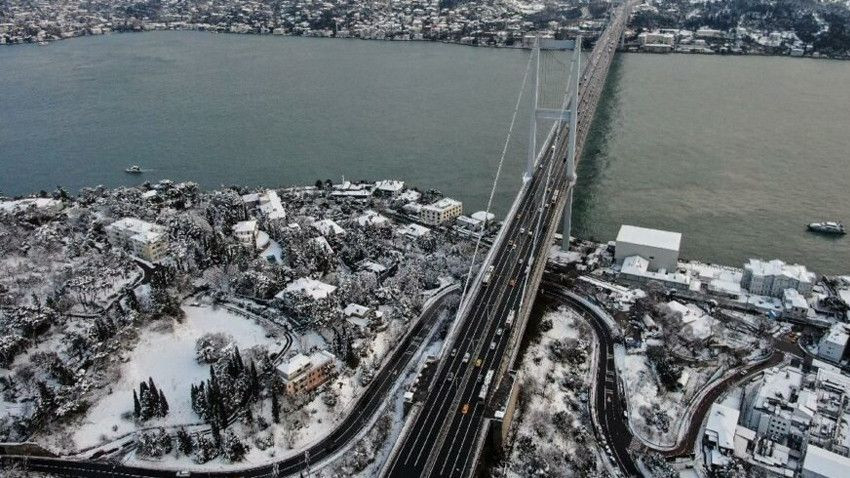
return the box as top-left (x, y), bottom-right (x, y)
top-left (385, 166), bottom-right (548, 476)
top-left (434, 136), bottom-right (573, 477)
top-left (388, 126), bottom-right (565, 477)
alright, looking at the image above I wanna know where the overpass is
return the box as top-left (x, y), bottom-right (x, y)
top-left (382, 2), bottom-right (635, 477)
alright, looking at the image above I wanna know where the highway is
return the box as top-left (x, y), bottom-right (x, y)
top-left (382, 3), bottom-right (634, 477)
top-left (0, 286), bottom-right (459, 478)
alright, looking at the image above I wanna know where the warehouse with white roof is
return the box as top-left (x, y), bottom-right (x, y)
top-left (615, 224), bottom-right (682, 272)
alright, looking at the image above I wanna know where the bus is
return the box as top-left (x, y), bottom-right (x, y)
top-left (478, 369), bottom-right (495, 401)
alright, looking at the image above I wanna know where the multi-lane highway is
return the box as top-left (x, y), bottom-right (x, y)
top-left (383, 3), bottom-right (634, 477)
top-left (0, 286), bottom-right (459, 478)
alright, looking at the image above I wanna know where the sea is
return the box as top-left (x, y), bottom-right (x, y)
top-left (1, 32), bottom-right (848, 272)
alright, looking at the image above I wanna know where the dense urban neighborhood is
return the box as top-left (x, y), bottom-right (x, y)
top-left (3, 0), bottom-right (850, 57)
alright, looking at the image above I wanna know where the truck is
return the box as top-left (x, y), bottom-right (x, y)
top-left (482, 265), bottom-right (494, 285)
top-left (478, 369), bottom-right (494, 400)
top-left (505, 310), bottom-right (515, 327)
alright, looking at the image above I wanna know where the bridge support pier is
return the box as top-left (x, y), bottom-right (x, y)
top-left (561, 36), bottom-right (581, 250)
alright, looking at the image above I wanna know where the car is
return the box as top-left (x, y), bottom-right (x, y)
top-left (462, 352), bottom-right (470, 363)
top-left (509, 279), bottom-right (517, 287)
top-left (520, 227), bottom-right (526, 234)
top-left (451, 348), bottom-right (457, 357)
top-left (496, 328), bottom-right (503, 336)
top-left (461, 403), bottom-right (470, 415)
top-left (475, 358), bottom-right (482, 367)
top-left (446, 372), bottom-right (455, 382)
top-left (490, 341), bottom-right (496, 350)
top-left (176, 472), bottom-right (192, 478)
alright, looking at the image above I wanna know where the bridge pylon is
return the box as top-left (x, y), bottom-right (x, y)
top-left (521, 34), bottom-right (581, 250)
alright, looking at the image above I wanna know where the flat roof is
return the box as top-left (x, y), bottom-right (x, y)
top-left (803, 444), bottom-right (850, 477)
top-left (616, 225), bottom-right (681, 252)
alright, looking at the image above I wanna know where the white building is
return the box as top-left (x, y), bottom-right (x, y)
top-left (420, 198), bottom-right (463, 225)
top-left (802, 444), bottom-right (850, 478)
top-left (818, 323), bottom-right (849, 364)
top-left (373, 179), bottom-right (405, 198)
top-left (619, 255), bottom-right (692, 290)
top-left (470, 211), bottom-right (496, 225)
top-left (277, 277), bottom-right (337, 301)
top-left (105, 217), bottom-right (168, 262)
top-left (782, 288), bottom-right (810, 319)
top-left (614, 225), bottom-right (681, 272)
top-left (705, 402), bottom-right (740, 467)
top-left (232, 220), bottom-right (259, 247)
top-left (741, 259), bottom-right (815, 298)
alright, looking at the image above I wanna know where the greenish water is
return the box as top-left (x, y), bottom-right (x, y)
top-left (575, 53), bottom-right (850, 274)
top-left (1, 34), bottom-right (848, 272)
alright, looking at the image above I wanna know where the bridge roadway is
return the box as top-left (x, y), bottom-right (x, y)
top-left (384, 3), bottom-right (635, 477)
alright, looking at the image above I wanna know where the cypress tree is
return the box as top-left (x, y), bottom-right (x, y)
top-left (271, 391), bottom-right (280, 424)
top-left (133, 390), bottom-right (141, 420)
top-left (159, 389), bottom-right (169, 416)
top-left (249, 361), bottom-right (259, 398)
top-left (210, 418), bottom-right (221, 447)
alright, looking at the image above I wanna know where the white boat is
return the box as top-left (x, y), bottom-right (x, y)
top-left (125, 165), bottom-right (142, 174)
top-left (807, 222), bottom-right (846, 235)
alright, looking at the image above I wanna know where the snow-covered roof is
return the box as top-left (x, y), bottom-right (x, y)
top-left (277, 353), bottom-right (311, 379)
top-left (0, 197), bottom-right (62, 213)
top-left (471, 211), bottom-right (495, 223)
top-left (616, 225), bottom-right (681, 252)
top-left (822, 322), bottom-right (850, 347)
top-left (397, 189), bottom-right (421, 203)
top-left (232, 220), bottom-right (257, 234)
top-left (744, 259), bottom-right (815, 283)
top-left (344, 303), bottom-right (371, 318)
top-left (423, 197), bottom-right (462, 212)
top-left (359, 260), bottom-right (387, 274)
top-left (311, 236), bottom-right (334, 255)
top-left (374, 179), bottom-right (404, 192)
top-left (398, 223), bottom-right (430, 237)
top-left (783, 288), bottom-right (808, 309)
top-left (705, 403), bottom-right (739, 450)
top-left (257, 190), bottom-right (286, 220)
top-left (621, 255), bottom-right (691, 287)
top-left (803, 444), bottom-right (850, 478)
top-left (356, 210), bottom-right (389, 227)
top-left (313, 218), bottom-right (346, 236)
top-left (279, 277), bottom-right (337, 300)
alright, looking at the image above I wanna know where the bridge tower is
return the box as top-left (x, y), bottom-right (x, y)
top-left (523, 35), bottom-right (581, 250)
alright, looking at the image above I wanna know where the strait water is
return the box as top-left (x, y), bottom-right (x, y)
top-left (1, 33), bottom-right (848, 272)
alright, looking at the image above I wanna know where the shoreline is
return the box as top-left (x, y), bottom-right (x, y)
top-left (4, 27), bottom-right (849, 61)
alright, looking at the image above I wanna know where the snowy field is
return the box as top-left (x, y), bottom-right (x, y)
top-left (505, 305), bottom-right (605, 477)
top-left (68, 304), bottom-right (282, 450)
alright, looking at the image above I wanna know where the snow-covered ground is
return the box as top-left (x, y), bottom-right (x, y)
top-left (504, 306), bottom-right (605, 477)
top-left (621, 353), bottom-right (721, 448)
top-left (66, 304), bottom-right (283, 451)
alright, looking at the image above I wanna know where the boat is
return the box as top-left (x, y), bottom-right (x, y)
top-left (125, 165), bottom-right (143, 174)
top-left (807, 221), bottom-right (846, 235)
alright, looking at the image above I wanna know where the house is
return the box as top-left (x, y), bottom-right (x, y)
top-left (276, 350), bottom-right (337, 397)
top-left (704, 402), bottom-right (740, 467)
top-left (105, 217), bottom-right (168, 262)
top-left (277, 277), bottom-right (337, 301)
top-left (232, 220), bottom-right (259, 247)
top-left (420, 198), bottom-right (463, 225)
top-left (312, 218), bottom-right (346, 236)
top-left (782, 288), bottom-right (810, 319)
top-left (242, 189), bottom-right (286, 221)
top-left (373, 180), bottom-right (405, 198)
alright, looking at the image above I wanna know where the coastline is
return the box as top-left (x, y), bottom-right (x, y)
top-left (5, 27), bottom-right (849, 61)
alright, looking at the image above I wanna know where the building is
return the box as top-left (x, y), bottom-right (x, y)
top-left (818, 323), bottom-right (849, 364)
top-left (232, 220), bottom-right (259, 247)
top-left (420, 198), bottom-right (463, 225)
top-left (373, 179), bottom-right (405, 198)
top-left (741, 259), bottom-right (815, 298)
top-left (276, 350), bottom-right (336, 397)
top-left (783, 288), bottom-right (810, 319)
top-left (639, 32), bottom-right (674, 52)
top-left (619, 254), bottom-right (692, 291)
top-left (614, 225), bottom-right (682, 272)
top-left (704, 402), bottom-right (740, 467)
top-left (802, 444), bottom-right (850, 478)
top-left (242, 189), bottom-right (286, 221)
top-left (470, 211), bottom-right (496, 225)
top-left (105, 217), bottom-right (168, 262)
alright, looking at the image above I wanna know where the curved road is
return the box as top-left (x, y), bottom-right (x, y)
top-left (541, 281), bottom-right (787, 471)
top-left (0, 286), bottom-right (460, 478)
